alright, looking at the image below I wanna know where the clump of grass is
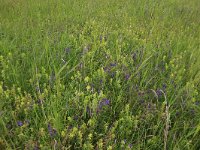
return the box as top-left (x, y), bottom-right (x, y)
top-left (0, 0), bottom-right (200, 149)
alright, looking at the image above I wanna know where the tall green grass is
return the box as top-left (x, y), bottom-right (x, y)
top-left (0, 0), bottom-right (200, 149)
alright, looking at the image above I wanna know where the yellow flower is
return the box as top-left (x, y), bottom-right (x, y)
top-left (97, 139), bottom-right (103, 149)
top-left (88, 133), bottom-right (93, 140)
top-left (69, 132), bottom-right (75, 139)
top-left (84, 76), bottom-right (90, 83)
top-left (61, 131), bottom-right (65, 137)
top-left (86, 85), bottom-right (91, 91)
top-left (0, 85), bottom-right (3, 94)
top-left (39, 128), bottom-right (45, 136)
top-left (107, 145), bottom-right (113, 150)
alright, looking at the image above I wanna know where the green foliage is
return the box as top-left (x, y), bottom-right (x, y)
top-left (0, 0), bottom-right (200, 149)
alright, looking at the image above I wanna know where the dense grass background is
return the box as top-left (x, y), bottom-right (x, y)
top-left (0, 0), bottom-right (200, 149)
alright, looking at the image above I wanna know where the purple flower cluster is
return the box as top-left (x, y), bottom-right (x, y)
top-left (111, 72), bottom-right (116, 78)
top-left (99, 35), bottom-right (107, 42)
top-left (34, 144), bottom-right (39, 150)
top-left (162, 84), bottom-right (167, 90)
top-left (110, 63), bottom-right (117, 67)
top-left (37, 99), bottom-right (43, 105)
top-left (132, 52), bottom-right (137, 61)
top-left (103, 62), bottom-right (117, 78)
top-left (65, 47), bottom-right (71, 53)
top-left (125, 74), bottom-right (130, 80)
top-left (195, 101), bottom-right (200, 106)
top-left (98, 98), bottom-right (110, 110)
top-left (156, 90), bottom-right (162, 97)
top-left (48, 123), bottom-right (57, 137)
top-left (17, 121), bottom-right (23, 127)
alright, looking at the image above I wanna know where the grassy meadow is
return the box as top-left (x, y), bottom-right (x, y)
top-left (0, 0), bottom-right (200, 149)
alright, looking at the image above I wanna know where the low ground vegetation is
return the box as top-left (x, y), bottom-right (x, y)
top-left (0, 0), bottom-right (200, 149)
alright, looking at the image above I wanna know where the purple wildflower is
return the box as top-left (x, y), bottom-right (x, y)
top-left (98, 89), bottom-right (101, 94)
top-left (52, 128), bottom-right (57, 135)
top-left (162, 84), bottom-right (167, 91)
top-left (139, 99), bottom-right (145, 104)
top-left (111, 72), bottom-right (116, 78)
top-left (96, 98), bottom-right (110, 113)
top-left (48, 124), bottom-right (52, 134)
top-left (37, 99), bottom-right (42, 105)
top-left (65, 47), bottom-right (71, 53)
top-left (129, 144), bottom-right (133, 148)
top-left (99, 98), bottom-right (110, 109)
top-left (100, 35), bottom-right (103, 42)
top-left (48, 123), bottom-right (57, 137)
top-left (102, 98), bottom-right (110, 105)
top-left (138, 91), bottom-right (145, 96)
top-left (195, 101), bottom-right (200, 106)
top-left (17, 121), bottom-right (23, 127)
top-left (110, 63), bottom-right (117, 67)
top-left (36, 86), bottom-right (40, 93)
top-left (189, 109), bottom-right (195, 115)
top-left (132, 52), bottom-right (137, 61)
top-left (156, 90), bottom-right (162, 97)
top-left (105, 99), bottom-right (110, 105)
top-left (147, 103), bottom-right (152, 109)
top-left (34, 144), bottom-right (39, 150)
top-left (100, 35), bottom-right (107, 42)
top-left (100, 79), bottom-right (103, 85)
top-left (125, 74), bottom-right (130, 80)
top-left (103, 66), bottom-right (111, 73)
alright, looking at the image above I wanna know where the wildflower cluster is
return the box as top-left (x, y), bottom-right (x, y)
top-left (0, 1), bottom-right (200, 149)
